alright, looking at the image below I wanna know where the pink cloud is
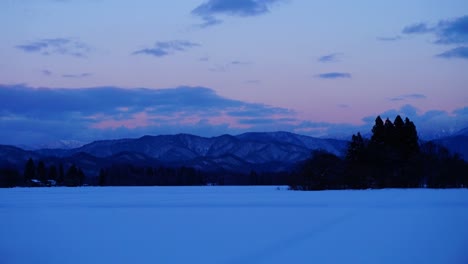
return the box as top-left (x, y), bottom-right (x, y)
top-left (204, 112), bottom-right (251, 129)
top-left (91, 112), bottom-right (155, 129)
top-left (89, 110), bottom-right (252, 130)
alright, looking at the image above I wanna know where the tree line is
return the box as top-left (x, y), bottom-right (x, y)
top-left (1, 115), bottom-right (467, 188)
top-left (0, 159), bottom-right (85, 187)
top-left (289, 116), bottom-right (468, 190)
top-left (0, 158), bottom-right (290, 187)
top-left (98, 165), bottom-right (203, 186)
top-left (97, 164), bottom-right (289, 186)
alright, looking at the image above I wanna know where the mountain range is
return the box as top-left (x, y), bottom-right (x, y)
top-left (0, 132), bottom-right (348, 176)
top-left (1, 130), bottom-right (467, 178)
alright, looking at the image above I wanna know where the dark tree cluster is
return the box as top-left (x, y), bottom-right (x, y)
top-left (347, 116), bottom-right (422, 188)
top-left (0, 158), bottom-right (86, 187)
top-left (1, 158), bottom-right (290, 188)
top-left (97, 164), bottom-right (290, 186)
top-left (0, 166), bottom-right (22, 188)
top-left (288, 150), bottom-right (345, 190)
top-left (98, 164), bottom-right (204, 186)
top-left (290, 116), bottom-right (468, 190)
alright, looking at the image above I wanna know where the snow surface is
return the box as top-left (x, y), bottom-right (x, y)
top-left (1, 187), bottom-right (468, 264)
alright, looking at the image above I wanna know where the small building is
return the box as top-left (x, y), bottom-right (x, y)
top-left (47, 179), bottom-right (57, 187)
top-left (29, 179), bottom-right (43, 187)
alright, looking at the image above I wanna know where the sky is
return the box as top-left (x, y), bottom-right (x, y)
top-left (0, 0), bottom-right (467, 147)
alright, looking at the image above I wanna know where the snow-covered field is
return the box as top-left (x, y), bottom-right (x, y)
top-left (1, 187), bottom-right (467, 264)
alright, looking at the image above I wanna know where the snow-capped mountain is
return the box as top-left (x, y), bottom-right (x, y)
top-left (33, 140), bottom-right (86, 150)
top-left (1, 132), bottom-right (348, 174)
top-left (62, 132), bottom-right (347, 163)
top-left (2, 130), bottom-right (467, 176)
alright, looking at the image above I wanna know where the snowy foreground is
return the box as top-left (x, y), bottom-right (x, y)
top-left (1, 187), bottom-right (468, 264)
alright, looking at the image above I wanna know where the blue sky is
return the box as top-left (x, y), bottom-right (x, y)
top-left (0, 0), bottom-right (467, 146)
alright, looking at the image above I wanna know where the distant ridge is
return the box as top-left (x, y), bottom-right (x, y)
top-left (1, 132), bottom-right (348, 175)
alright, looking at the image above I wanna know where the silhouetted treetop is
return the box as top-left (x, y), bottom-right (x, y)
top-left (371, 116), bottom-right (385, 146)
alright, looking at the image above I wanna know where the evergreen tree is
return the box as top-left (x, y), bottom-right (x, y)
top-left (57, 164), bottom-right (65, 185)
top-left (346, 132), bottom-right (365, 162)
top-left (24, 158), bottom-right (36, 182)
top-left (383, 118), bottom-right (395, 146)
top-left (98, 169), bottom-right (106, 186)
top-left (145, 167), bottom-right (154, 178)
top-left (403, 117), bottom-right (419, 155)
top-left (249, 170), bottom-right (259, 185)
top-left (64, 164), bottom-right (80, 186)
top-left (371, 116), bottom-right (385, 146)
top-left (345, 132), bottom-right (370, 188)
top-left (292, 115), bottom-right (467, 190)
top-left (48, 165), bottom-right (58, 182)
top-left (0, 167), bottom-right (22, 187)
top-left (393, 115), bottom-right (405, 148)
top-left (37, 161), bottom-right (47, 183)
top-left (299, 150), bottom-right (344, 190)
top-left (77, 168), bottom-right (85, 186)
top-left (353, 115), bottom-right (420, 188)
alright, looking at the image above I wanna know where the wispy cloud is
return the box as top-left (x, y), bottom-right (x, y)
top-left (16, 38), bottom-right (91, 57)
top-left (316, 72), bottom-right (351, 79)
top-left (436, 46), bottom-right (468, 59)
top-left (318, 53), bottom-right (342, 63)
top-left (40, 70), bottom-right (92, 78)
top-left (62, 73), bottom-right (92, 78)
top-left (337, 104), bottom-right (350, 108)
top-left (406, 94), bottom-right (428, 99)
top-left (230, 60), bottom-right (250, 65)
top-left (132, 40), bottom-right (200, 57)
top-left (197, 15), bottom-right (223, 28)
top-left (403, 16), bottom-right (468, 44)
top-left (376, 36), bottom-right (402, 42)
top-left (402, 23), bottom-right (433, 34)
top-left (42, 70), bottom-right (53, 76)
top-left (389, 94), bottom-right (427, 101)
top-left (209, 60), bottom-right (251, 72)
top-left (402, 15), bottom-right (468, 59)
top-left (433, 15), bottom-right (468, 45)
top-left (191, 0), bottom-right (284, 28)
top-left (380, 16), bottom-right (467, 51)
